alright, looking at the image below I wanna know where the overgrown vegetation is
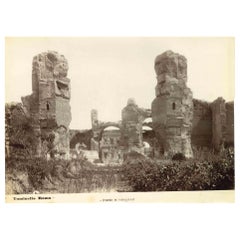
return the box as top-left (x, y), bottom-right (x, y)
top-left (6, 146), bottom-right (234, 194)
top-left (6, 156), bottom-right (125, 194)
top-left (122, 148), bottom-right (234, 191)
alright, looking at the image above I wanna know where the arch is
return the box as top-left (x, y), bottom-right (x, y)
top-left (143, 117), bottom-right (152, 124)
top-left (143, 141), bottom-right (150, 148)
top-left (103, 126), bottom-right (120, 131)
top-left (98, 122), bottom-right (122, 142)
top-left (142, 125), bottom-right (153, 132)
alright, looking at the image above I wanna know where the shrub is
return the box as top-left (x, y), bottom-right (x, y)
top-left (121, 148), bottom-right (234, 192)
top-left (172, 153), bottom-right (186, 161)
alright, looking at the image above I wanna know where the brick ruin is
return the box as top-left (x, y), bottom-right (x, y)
top-left (82, 99), bottom-right (151, 164)
top-left (6, 51), bottom-right (72, 160)
top-left (151, 51), bottom-right (194, 158)
top-left (5, 50), bottom-right (234, 162)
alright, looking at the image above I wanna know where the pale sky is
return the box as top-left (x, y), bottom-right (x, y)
top-left (5, 37), bottom-right (234, 129)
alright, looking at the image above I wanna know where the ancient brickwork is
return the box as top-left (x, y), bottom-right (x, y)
top-left (21, 51), bottom-right (72, 160)
top-left (225, 101), bottom-right (234, 145)
top-left (151, 50), bottom-right (193, 158)
top-left (5, 50), bottom-right (234, 164)
top-left (91, 109), bottom-right (99, 138)
top-left (192, 99), bottom-right (212, 147)
top-left (88, 99), bottom-right (151, 162)
top-left (211, 97), bottom-right (226, 151)
top-left (121, 98), bottom-right (151, 153)
top-left (192, 98), bottom-right (234, 150)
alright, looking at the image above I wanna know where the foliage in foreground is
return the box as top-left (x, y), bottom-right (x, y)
top-left (6, 147), bottom-right (234, 194)
top-left (121, 149), bottom-right (234, 191)
top-left (6, 157), bottom-right (124, 194)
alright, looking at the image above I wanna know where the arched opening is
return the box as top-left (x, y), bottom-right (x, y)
top-left (99, 125), bottom-right (122, 164)
top-left (46, 102), bottom-right (50, 111)
top-left (172, 102), bottom-right (176, 110)
top-left (143, 117), bottom-right (152, 124)
top-left (142, 125), bottom-right (155, 158)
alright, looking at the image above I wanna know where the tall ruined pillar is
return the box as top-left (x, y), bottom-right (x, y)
top-left (121, 98), bottom-right (144, 153)
top-left (151, 50), bottom-right (193, 158)
top-left (90, 109), bottom-right (100, 151)
top-left (91, 109), bottom-right (99, 137)
top-left (211, 97), bottom-right (227, 151)
top-left (22, 51), bottom-right (72, 160)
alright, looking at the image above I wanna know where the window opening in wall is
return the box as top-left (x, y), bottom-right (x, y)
top-left (172, 102), bottom-right (176, 110)
top-left (46, 102), bottom-right (50, 111)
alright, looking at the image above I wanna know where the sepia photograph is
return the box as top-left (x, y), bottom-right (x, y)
top-left (5, 37), bottom-right (235, 202)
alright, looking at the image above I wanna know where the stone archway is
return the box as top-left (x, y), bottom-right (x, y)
top-left (97, 122), bottom-right (122, 142)
top-left (97, 123), bottom-right (123, 164)
top-left (142, 124), bottom-right (156, 158)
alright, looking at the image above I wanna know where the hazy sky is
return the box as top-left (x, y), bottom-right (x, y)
top-left (5, 37), bottom-right (234, 129)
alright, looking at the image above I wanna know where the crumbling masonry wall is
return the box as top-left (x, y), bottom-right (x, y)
top-left (191, 98), bottom-right (234, 151)
top-left (121, 98), bottom-right (151, 153)
top-left (192, 99), bottom-right (213, 147)
top-left (88, 99), bottom-right (151, 162)
top-left (225, 101), bottom-right (234, 145)
top-left (21, 51), bottom-right (72, 160)
top-left (151, 50), bottom-right (193, 158)
top-left (5, 50), bottom-right (234, 162)
top-left (211, 98), bottom-right (234, 151)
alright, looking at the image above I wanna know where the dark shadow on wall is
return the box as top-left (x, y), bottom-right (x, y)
top-left (191, 99), bottom-right (212, 148)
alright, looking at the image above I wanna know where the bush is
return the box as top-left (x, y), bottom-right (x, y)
top-left (121, 148), bottom-right (234, 192)
top-left (122, 157), bottom-right (159, 191)
top-left (172, 153), bottom-right (186, 161)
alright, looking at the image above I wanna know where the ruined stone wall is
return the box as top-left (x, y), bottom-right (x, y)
top-left (191, 98), bottom-right (234, 150)
top-left (211, 97), bottom-right (226, 151)
top-left (21, 51), bottom-right (72, 160)
top-left (192, 99), bottom-right (212, 147)
top-left (151, 50), bottom-right (193, 158)
top-left (225, 101), bottom-right (234, 145)
top-left (210, 98), bottom-right (235, 151)
top-left (121, 98), bottom-right (149, 153)
top-left (89, 99), bottom-right (151, 159)
top-left (6, 50), bottom-right (234, 163)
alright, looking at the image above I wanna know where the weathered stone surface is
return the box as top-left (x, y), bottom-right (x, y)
top-left (121, 99), bottom-right (143, 152)
top-left (88, 101), bottom-right (152, 162)
top-left (192, 99), bottom-right (212, 147)
top-left (154, 50), bottom-right (187, 81)
top-left (225, 101), bottom-right (234, 145)
top-left (21, 51), bottom-right (72, 160)
top-left (152, 51), bottom-right (193, 158)
top-left (211, 97), bottom-right (227, 151)
top-left (6, 50), bottom-right (234, 165)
